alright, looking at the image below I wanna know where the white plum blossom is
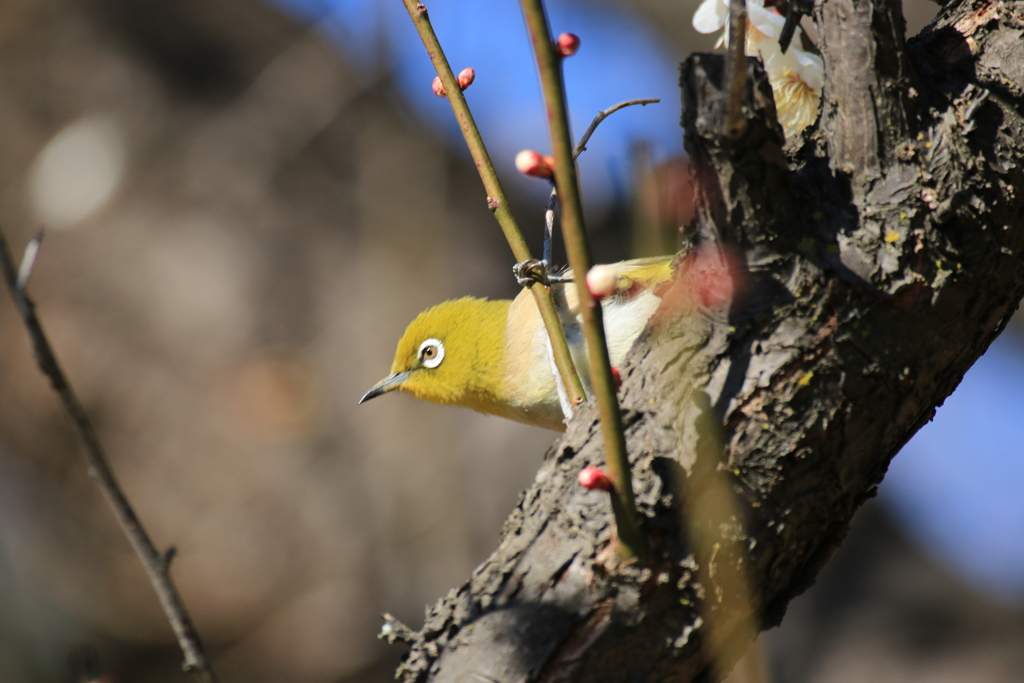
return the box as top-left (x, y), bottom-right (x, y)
top-left (692, 0), bottom-right (824, 142)
top-left (692, 0), bottom-right (730, 43)
top-left (760, 40), bottom-right (824, 138)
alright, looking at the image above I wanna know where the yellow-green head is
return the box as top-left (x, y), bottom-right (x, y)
top-left (360, 254), bottom-right (676, 430)
top-left (360, 297), bottom-right (511, 412)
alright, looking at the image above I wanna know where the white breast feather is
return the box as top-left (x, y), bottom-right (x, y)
top-left (600, 289), bottom-right (662, 367)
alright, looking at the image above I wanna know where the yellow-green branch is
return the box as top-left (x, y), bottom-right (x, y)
top-left (401, 0), bottom-right (587, 412)
top-left (519, 0), bottom-right (647, 560)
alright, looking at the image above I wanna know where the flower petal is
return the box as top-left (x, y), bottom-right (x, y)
top-left (693, 0), bottom-right (729, 34)
top-left (746, 1), bottom-right (787, 41)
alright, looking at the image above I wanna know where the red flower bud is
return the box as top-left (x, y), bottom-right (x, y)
top-left (556, 33), bottom-right (580, 57)
top-left (578, 466), bottom-right (613, 491)
top-left (610, 366), bottom-right (622, 389)
top-left (515, 150), bottom-right (555, 179)
top-left (457, 67), bottom-right (475, 90)
top-left (431, 76), bottom-right (447, 98)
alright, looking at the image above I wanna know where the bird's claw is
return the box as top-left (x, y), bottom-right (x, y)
top-left (514, 259), bottom-right (551, 287)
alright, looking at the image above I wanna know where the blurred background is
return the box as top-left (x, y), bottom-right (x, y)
top-left (0, 0), bottom-right (1022, 681)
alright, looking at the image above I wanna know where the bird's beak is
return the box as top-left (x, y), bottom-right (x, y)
top-left (359, 371), bottom-right (411, 404)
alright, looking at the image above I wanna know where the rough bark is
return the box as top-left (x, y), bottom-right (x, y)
top-left (386, 0), bottom-right (1024, 679)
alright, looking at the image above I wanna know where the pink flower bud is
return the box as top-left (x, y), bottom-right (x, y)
top-left (578, 466), bottom-right (613, 491)
top-left (586, 264), bottom-right (618, 300)
top-left (611, 366), bottom-right (622, 389)
top-left (457, 68), bottom-right (475, 90)
top-left (431, 77), bottom-right (447, 98)
top-left (556, 33), bottom-right (580, 57)
top-left (515, 150), bottom-right (555, 179)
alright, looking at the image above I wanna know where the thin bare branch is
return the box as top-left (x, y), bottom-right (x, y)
top-left (0, 226), bottom-right (218, 683)
top-left (15, 230), bottom-right (43, 291)
top-left (724, 0), bottom-right (748, 141)
top-left (573, 98), bottom-right (660, 160)
top-left (542, 98), bottom-right (660, 266)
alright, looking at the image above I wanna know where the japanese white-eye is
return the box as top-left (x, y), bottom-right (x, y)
top-left (360, 255), bottom-right (674, 431)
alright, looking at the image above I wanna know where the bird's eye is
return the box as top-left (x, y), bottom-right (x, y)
top-left (418, 338), bottom-right (445, 368)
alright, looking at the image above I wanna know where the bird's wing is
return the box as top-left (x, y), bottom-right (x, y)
top-left (551, 254), bottom-right (675, 370)
top-left (607, 255), bottom-right (675, 301)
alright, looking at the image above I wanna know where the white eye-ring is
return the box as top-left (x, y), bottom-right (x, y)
top-left (418, 338), bottom-right (445, 368)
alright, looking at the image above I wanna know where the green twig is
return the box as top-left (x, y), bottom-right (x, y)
top-left (0, 227), bottom-right (217, 683)
top-left (401, 0), bottom-right (587, 413)
top-left (519, 0), bottom-right (647, 560)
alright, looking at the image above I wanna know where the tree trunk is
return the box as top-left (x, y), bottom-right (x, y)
top-left (386, 0), bottom-right (1024, 679)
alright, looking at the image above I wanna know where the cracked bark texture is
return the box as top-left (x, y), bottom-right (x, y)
top-left (386, 0), bottom-right (1024, 679)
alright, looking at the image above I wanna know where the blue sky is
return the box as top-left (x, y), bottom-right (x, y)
top-left (885, 331), bottom-right (1024, 601)
top-left (271, 0), bottom-right (684, 214)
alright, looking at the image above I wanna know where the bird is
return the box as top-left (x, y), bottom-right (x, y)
top-left (359, 255), bottom-right (675, 431)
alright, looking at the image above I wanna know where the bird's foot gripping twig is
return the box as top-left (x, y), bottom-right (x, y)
top-left (514, 259), bottom-right (551, 287)
top-left (515, 259), bottom-right (576, 288)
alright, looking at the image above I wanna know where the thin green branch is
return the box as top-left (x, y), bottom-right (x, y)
top-left (400, 0), bottom-right (587, 413)
top-left (0, 227), bottom-right (217, 683)
top-left (519, 0), bottom-right (647, 560)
